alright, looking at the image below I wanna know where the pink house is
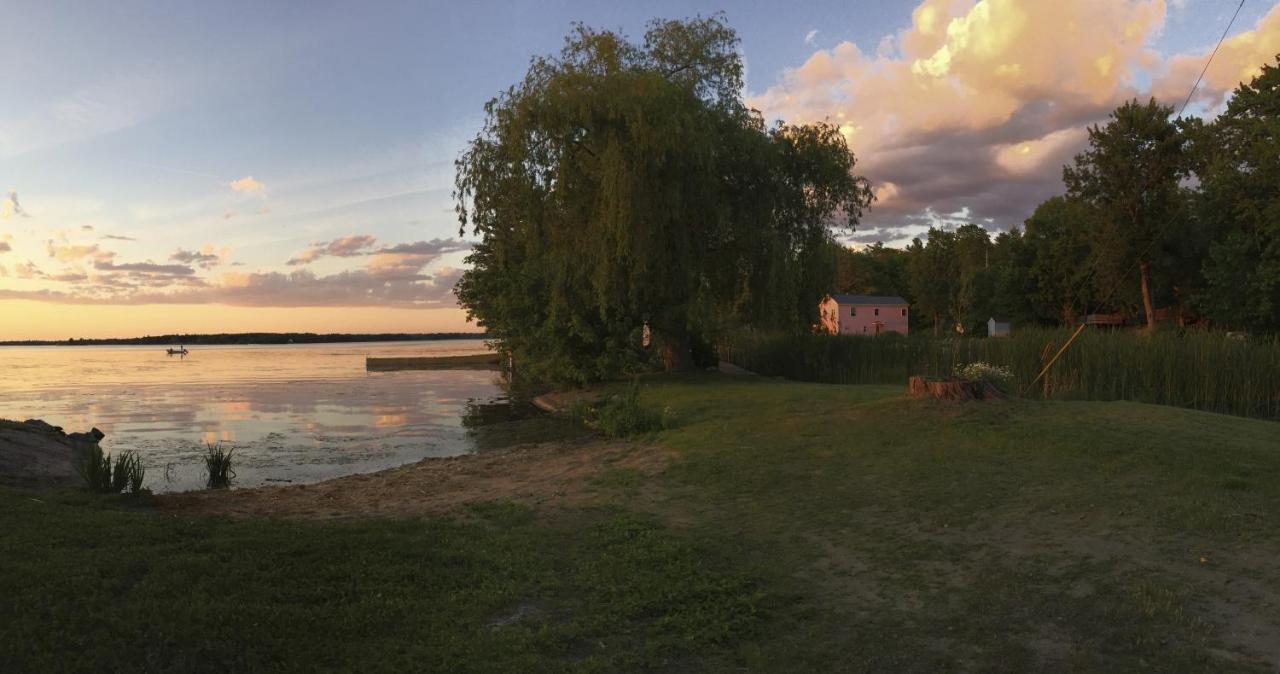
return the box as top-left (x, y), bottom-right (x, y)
top-left (819, 294), bottom-right (909, 336)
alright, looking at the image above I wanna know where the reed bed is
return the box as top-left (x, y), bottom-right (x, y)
top-left (724, 329), bottom-right (1280, 420)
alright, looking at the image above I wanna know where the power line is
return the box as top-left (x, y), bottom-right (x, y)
top-left (1179, 0), bottom-right (1247, 116)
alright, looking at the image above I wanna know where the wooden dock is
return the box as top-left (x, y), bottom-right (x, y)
top-left (365, 353), bottom-right (502, 371)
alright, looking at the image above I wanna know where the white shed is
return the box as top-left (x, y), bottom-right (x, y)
top-left (988, 317), bottom-right (1011, 338)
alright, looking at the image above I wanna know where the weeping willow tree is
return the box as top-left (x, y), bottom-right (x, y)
top-left (454, 16), bottom-right (873, 384)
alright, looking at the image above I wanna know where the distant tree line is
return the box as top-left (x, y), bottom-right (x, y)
top-left (836, 58), bottom-right (1280, 336)
top-left (0, 333), bottom-right (486, 347)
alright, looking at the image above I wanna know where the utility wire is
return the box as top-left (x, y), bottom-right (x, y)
top-left (1179, 0), bottom-right (1247, 116)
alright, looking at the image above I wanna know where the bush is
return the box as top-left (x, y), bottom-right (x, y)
top-left (955, 362), bottom-right (1013, 388)
top-left (577, 380), bottom-right (668, 438)
top-left (204, 443), bottom-right (235, 489)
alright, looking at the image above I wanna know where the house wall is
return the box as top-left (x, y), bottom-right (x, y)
top-left (836, 303), bottom-right (909, 335)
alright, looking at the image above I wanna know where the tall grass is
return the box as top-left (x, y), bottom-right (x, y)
top-left (204, 443), bottom-right (235, 489)
top-left (77, 447), bottom-right (146, 495)
top-left (724, 329), bottom-right (1280, 420)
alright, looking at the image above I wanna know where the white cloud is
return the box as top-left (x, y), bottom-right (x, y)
top-left (804, 29), bottom-right (819, 45)
top-left (229, 176), bottom-right (266, 194)
top-left (751, 0), bottom-right (1202, 240)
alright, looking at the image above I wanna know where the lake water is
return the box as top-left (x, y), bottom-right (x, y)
top-left (0, 340), bottom-right (562, 492)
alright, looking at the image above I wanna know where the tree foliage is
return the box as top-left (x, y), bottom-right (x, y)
top-left (454, 16), bottom-right (872, 383)
top-left (1063, 98), bottom-right (1187, 331)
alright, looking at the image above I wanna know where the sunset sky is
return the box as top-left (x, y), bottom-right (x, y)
top-left (3, 0), bottom-right (1278, 340)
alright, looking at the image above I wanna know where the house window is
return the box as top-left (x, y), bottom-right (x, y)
top-left (901, 308), bottom-right (907, 317)
top-left (874, 308), bottom-right (880, 316)
top-left (850, 307), bottom-right (856, 317)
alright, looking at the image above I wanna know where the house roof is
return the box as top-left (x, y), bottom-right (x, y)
top-left (829, 294), bottom-right (908, 306)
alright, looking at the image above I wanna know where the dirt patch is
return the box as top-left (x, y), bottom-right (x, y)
top-left (157, 437), bottom-right (674, 520)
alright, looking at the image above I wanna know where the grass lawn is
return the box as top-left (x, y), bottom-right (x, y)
top-left (3, 373), bottom-right (1279, 672)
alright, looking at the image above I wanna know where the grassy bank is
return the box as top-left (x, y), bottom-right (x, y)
top-left (725, 329), bottom-right (1280, 419)
top-left (4, 374), bottom-right (1279, 671)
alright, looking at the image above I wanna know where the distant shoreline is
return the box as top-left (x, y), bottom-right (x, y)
top-left (0, 332), bottom-right (488, 347)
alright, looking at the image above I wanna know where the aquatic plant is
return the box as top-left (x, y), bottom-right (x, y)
top-left (204, 443), bottom-right (236, 489)
top-left (78, 445), bottom-right (113, 493)
top-left (78, 448), bottom-right (145, 495)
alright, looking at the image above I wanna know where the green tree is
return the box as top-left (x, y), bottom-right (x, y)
top-left (834, 242), bottom-right (910, 299)
top-left (454, 17), bottom-right (872, 383)
top-left (906, 229), bottom-right (958, 335)
top-left (1022, 196), bottom-right (1100, 325)
top-left (1191, 57), bottom-right (1280, 331)
top-left (1063, 99), bottom-right (1187, 331)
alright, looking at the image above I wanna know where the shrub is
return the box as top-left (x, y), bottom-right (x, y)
top-left (204, 443), bottom-right (236, 489)
top-left (955, 362), bottom-right (1013, 388)
top-left (578, 380), bottom-right (667, 438)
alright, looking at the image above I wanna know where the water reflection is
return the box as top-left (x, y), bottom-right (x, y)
top-left (0, 340), bottom-right (527, 492)
top-left (460, 396), bottom-right (592, 451)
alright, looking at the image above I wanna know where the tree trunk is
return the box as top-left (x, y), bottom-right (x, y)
top-left (932, 313), bottom-right (940, 337)
top-left (661, 327), bottom-right (694, 372)
top-left (1061, 302), bottom-right (1076, 327)
top-left (1139, 259), bottom-right (1156, 333)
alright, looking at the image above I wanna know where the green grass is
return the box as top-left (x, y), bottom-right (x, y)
top-left (725, 329), bottom-right (1280, 419)
top-left (3, 374), bottom-right (1279, 671)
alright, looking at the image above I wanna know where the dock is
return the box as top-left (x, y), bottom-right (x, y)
top-left (365, 353), bottom-right (502, 371)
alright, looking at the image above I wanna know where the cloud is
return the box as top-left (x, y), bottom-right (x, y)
top-left (750, 0), bottom-right (1251, 242)
top-left (1152, 4), bottom-right (1280, 112)
top-left (229, 176), bottom-right (266, 194)
top-left (0, 264), bottom-right (462, 308)
top-left (14, 261), bottom-right (43, 279)
top-left (80, 224), bottom-right (94, 231)
top-left (0, 241), bottom-right (9, 253)
top-left (93, 260), bottom-right (195, 276)
top-left (804, 29), bottom-right (819, 45)
top-left (1, 191), bottom-right (30, 219)
top-left (287, 234), bottom-right (380, 265)
top-left (101, 234), bottom-right (136, 241)
top-left (46, 240), bottom-right (113, 262)
top-left (169, 245), bottom-right (225, 269)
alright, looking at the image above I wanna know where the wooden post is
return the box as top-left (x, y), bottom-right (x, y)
top-left (1025, 323), bottom-right (1086, 396)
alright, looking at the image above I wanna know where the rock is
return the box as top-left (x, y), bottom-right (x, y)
top-left (0, 419), bottom-right (105, 490)
top-left (21, 419), bottom-right (62, 433)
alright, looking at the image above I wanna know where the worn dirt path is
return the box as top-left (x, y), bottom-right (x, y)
top-left (158, 437), bottom-right (673, 520)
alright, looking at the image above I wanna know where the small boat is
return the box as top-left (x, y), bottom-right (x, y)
top-left (166, 346), bottom-right (189, 356)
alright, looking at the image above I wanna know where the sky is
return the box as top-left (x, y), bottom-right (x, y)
top-left (2, 0), bottom-right (1279, 340)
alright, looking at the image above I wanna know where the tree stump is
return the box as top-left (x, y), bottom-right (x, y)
top-left (907, 376), bottom-right (1005, 401)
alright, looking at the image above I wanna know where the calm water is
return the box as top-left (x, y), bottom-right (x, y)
top-left (0, 340), bottom-right (551, 492)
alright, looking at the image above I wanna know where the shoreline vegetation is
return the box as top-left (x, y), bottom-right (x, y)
top-left (4, 374), bottom-right (1279, 670)
top-left (0, 332), bottom-right (487, 347)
